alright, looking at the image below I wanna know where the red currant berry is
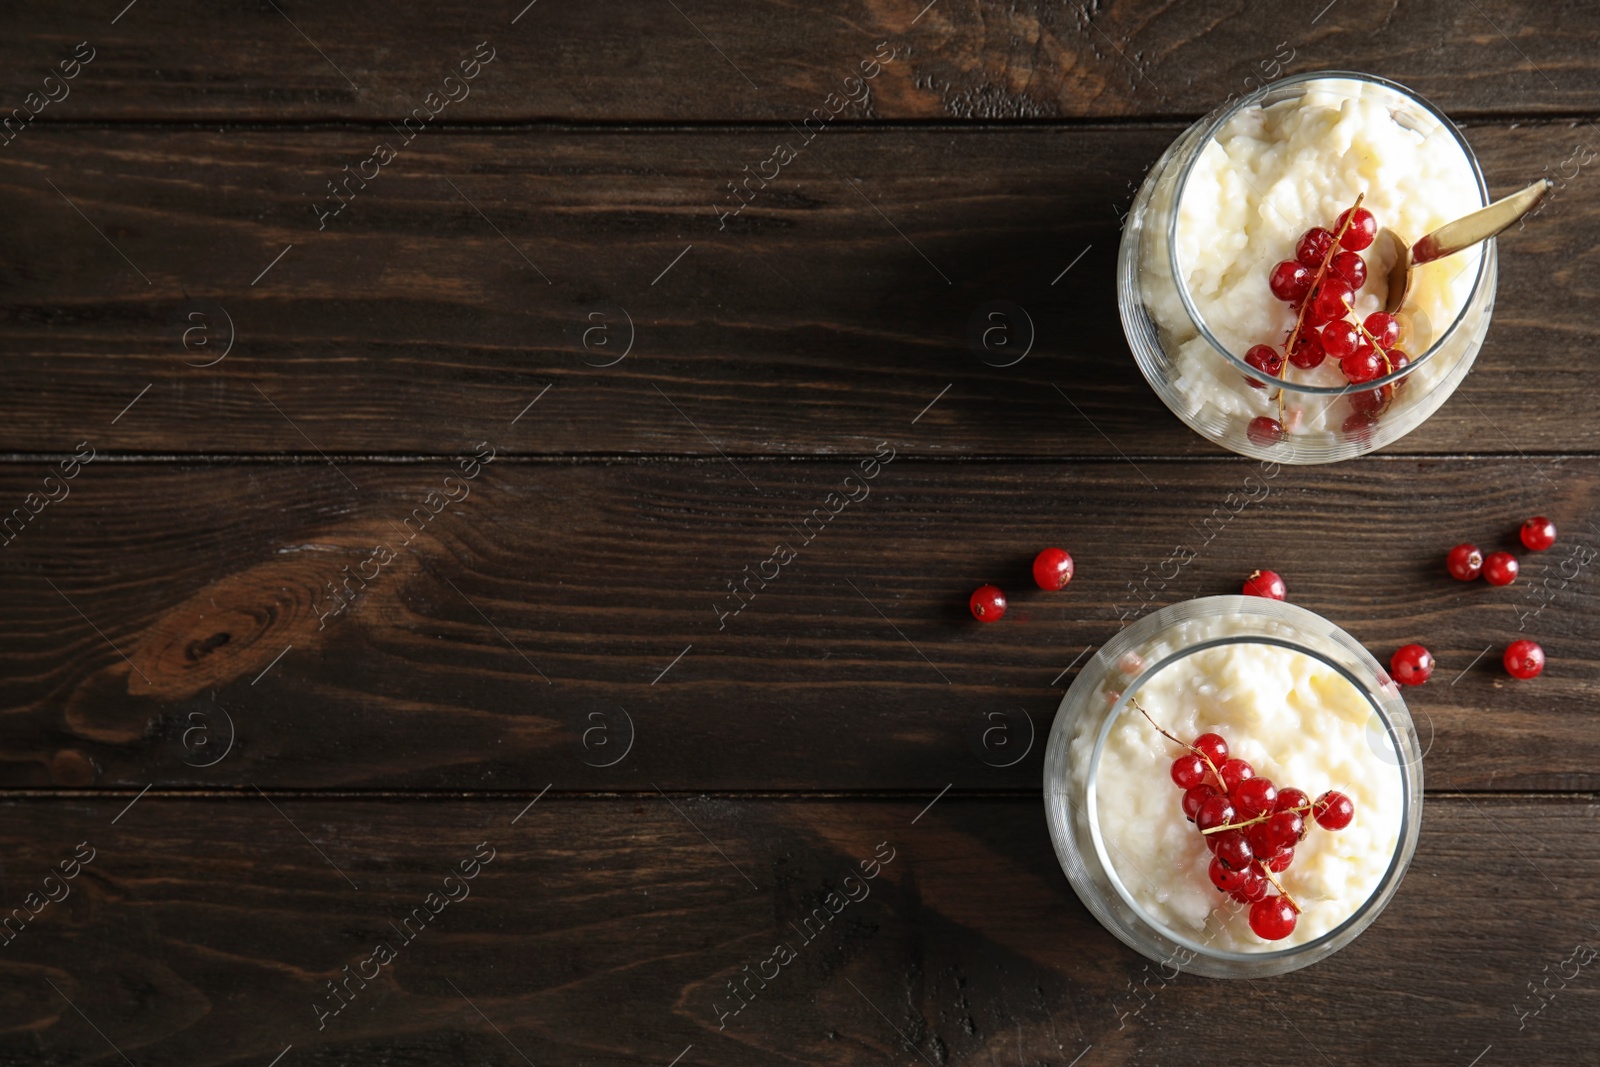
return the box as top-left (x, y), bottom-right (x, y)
top-left (1313, 790), bottom-right (1355, 831)
top-left (1171, 754), bottom-right (1208, 789)
top-left (1342, 410), bottom-right (1379, 438)
top-left (1288, 329), bottom-right (1326, 369)
top-left (1193, 733), bottom-right (1229, 767)
top-left (1390, 643), bottom-right (1434, 686)
top-left (1320, 320), bottom-right (1360, 361)
top-left (1348, 385), bottom-right (1392, 418)
top-left (1242, 569), bottom-right (1287, 600)
top-left (1296, 227), bottom-right (1335, 268)
top-left (1209, 855), bottom-right (1251, 894)
top-left (1363, 312), bottom-right (1400, 351)
top-left (1268, 847), bottom-right (1294, 872)
top-left (1246, 819), bottom-right (1280, 859)
top-left (1243, 344), bottom-right (1284, 389)
top-left (1231, 867), bottom-right (1270, 903)
top-left (1303, 297), bottom-right (1337, 328)
top-left (1182, 784), bottom-right (1218, 821)
top-left (1387, 349), bottom-right (1410, 381)
top-left (1032, 547), bottom-right (1075, 590)
top-left (1218, 758), bottom-right (1255, 793)
top-left (1330, 249), bottom-right (1367, 288)
top-left (1214, 829), bottom-right (1254, 871)
top-left (1247, 416), bottom-right (1287, 446)
top-left (1446, 542), bottom-right (1483, 581)
top-left (1521, 516), bottom-right (1557, 552)
top-left (1269, 260), bottom-right (1313, 302)
top-left (1195, 795), bottom-right (1236, 835)
top-left (1249, 895), bottom-right (1298, 940)
top-left (1335, 206), bottom-right (1377, 251)
top-left (1262, 810), bottom-right (1305, 852)
top-left (1504, 639), bottom-right (1546, 680)
top-left (1310, 278), bottom-right (1354, 324)
top-left (1341, 349), bottom-right (1384, 384)
top-left (1483, 551), bottom-right (1519, 587)
top-left (1274, 787), bottom-right (1310, 815)
top-left (969, 585), bottom-right (1006, 622)
top-left (1232, 776), bottom-right (1278, 820)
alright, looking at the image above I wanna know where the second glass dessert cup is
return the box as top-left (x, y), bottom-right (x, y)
top-left (1117, 71), bottom-right (1497, 464)
top-left (1042, 596), bottom-right (1425, 977)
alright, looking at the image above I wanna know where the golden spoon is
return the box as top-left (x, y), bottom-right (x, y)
top-left (1380, 179), bottom-right (1551, 314)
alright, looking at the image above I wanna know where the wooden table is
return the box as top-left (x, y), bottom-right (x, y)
top-left (2, 3), bottom-right (1597, 1063)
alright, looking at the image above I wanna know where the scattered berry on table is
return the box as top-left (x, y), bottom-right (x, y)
top-left (1504, 639), bottom-right (1545, 679)
top-left (1390, 644), bottom-right (1434, 686)
top-left (1242, 569), bottom-right (1287, 600)
top-left (1520, 516), bottom-right (1557, 552)
top-left (1446, 542), bottom-right (1483, 581)
top-left (1483, 551), bottom-right (1519, 587)
top-left (969, 585), bottom-right (1006, 622)
top-left (1032, 547), bottom-right (1075, 590)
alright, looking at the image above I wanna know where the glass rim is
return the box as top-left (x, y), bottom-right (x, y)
top-left (1083, 629), bottom-right (1415, 963)
top-left (1166, 69), bottom-right (1491, 396)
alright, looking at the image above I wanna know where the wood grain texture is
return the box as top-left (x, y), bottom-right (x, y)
top-left (0, 123), bottom-right (1596, 458)
top-left (0, 795), bottom-right (1591, 1066)
top-left (2, 457), bottom-right (1594, 792)
top-left (5, 0), bottom-right (1600, 122)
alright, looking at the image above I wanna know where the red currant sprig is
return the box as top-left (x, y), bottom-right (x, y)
top-left (1256, 195), bottom-right (1415, 440)
top-left (1133, 699), bottom-right (1356, 942)
top-left (1279, 193), bottom-right (1368, 376)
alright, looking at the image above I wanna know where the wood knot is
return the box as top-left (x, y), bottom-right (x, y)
top-left (184, 631), bottom-right (232, 661)
top-left (126, 520), bottom-right (415, 701)
top-left (49, 748), bottom-right (97, 786)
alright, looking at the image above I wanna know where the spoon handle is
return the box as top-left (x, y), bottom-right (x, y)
top-left (1412, 179), bottom-right (1552, 265)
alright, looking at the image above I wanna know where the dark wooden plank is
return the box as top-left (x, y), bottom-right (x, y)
top-left (4, 1), bottom-right (1600, 121)
top-left (0, 123), bottom-right (1595, 458)
top-left (0, 794), bottom-right (1590, 1065)
top-left (1, 457), bottom-right (1594, 792)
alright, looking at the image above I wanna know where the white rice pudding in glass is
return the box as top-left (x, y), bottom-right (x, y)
top-left (1141, 76), bottom-right (1483, 433)
top-left (1074, 637), bottom-right (1404, 951)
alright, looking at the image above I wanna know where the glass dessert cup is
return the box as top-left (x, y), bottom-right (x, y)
top-left (1043, 596), bottom-right (1424, 978)
top-left (1117, 71), bottom-right (1497, 463)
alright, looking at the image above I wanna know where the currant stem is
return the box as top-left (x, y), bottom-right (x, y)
top-left (1282, 191), bottom-right (1367, 367)
top-left (1352, 318), bottom-right (1394, 373)
top-left (1131, 698), bottom-right (1224, 789)
top-left (1257, 861), bottom-right (1302, 914)
top-left (1199, 802), bottom-right (1313, 834)
top-left (1349, 317), bottom-right (1397, 415)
